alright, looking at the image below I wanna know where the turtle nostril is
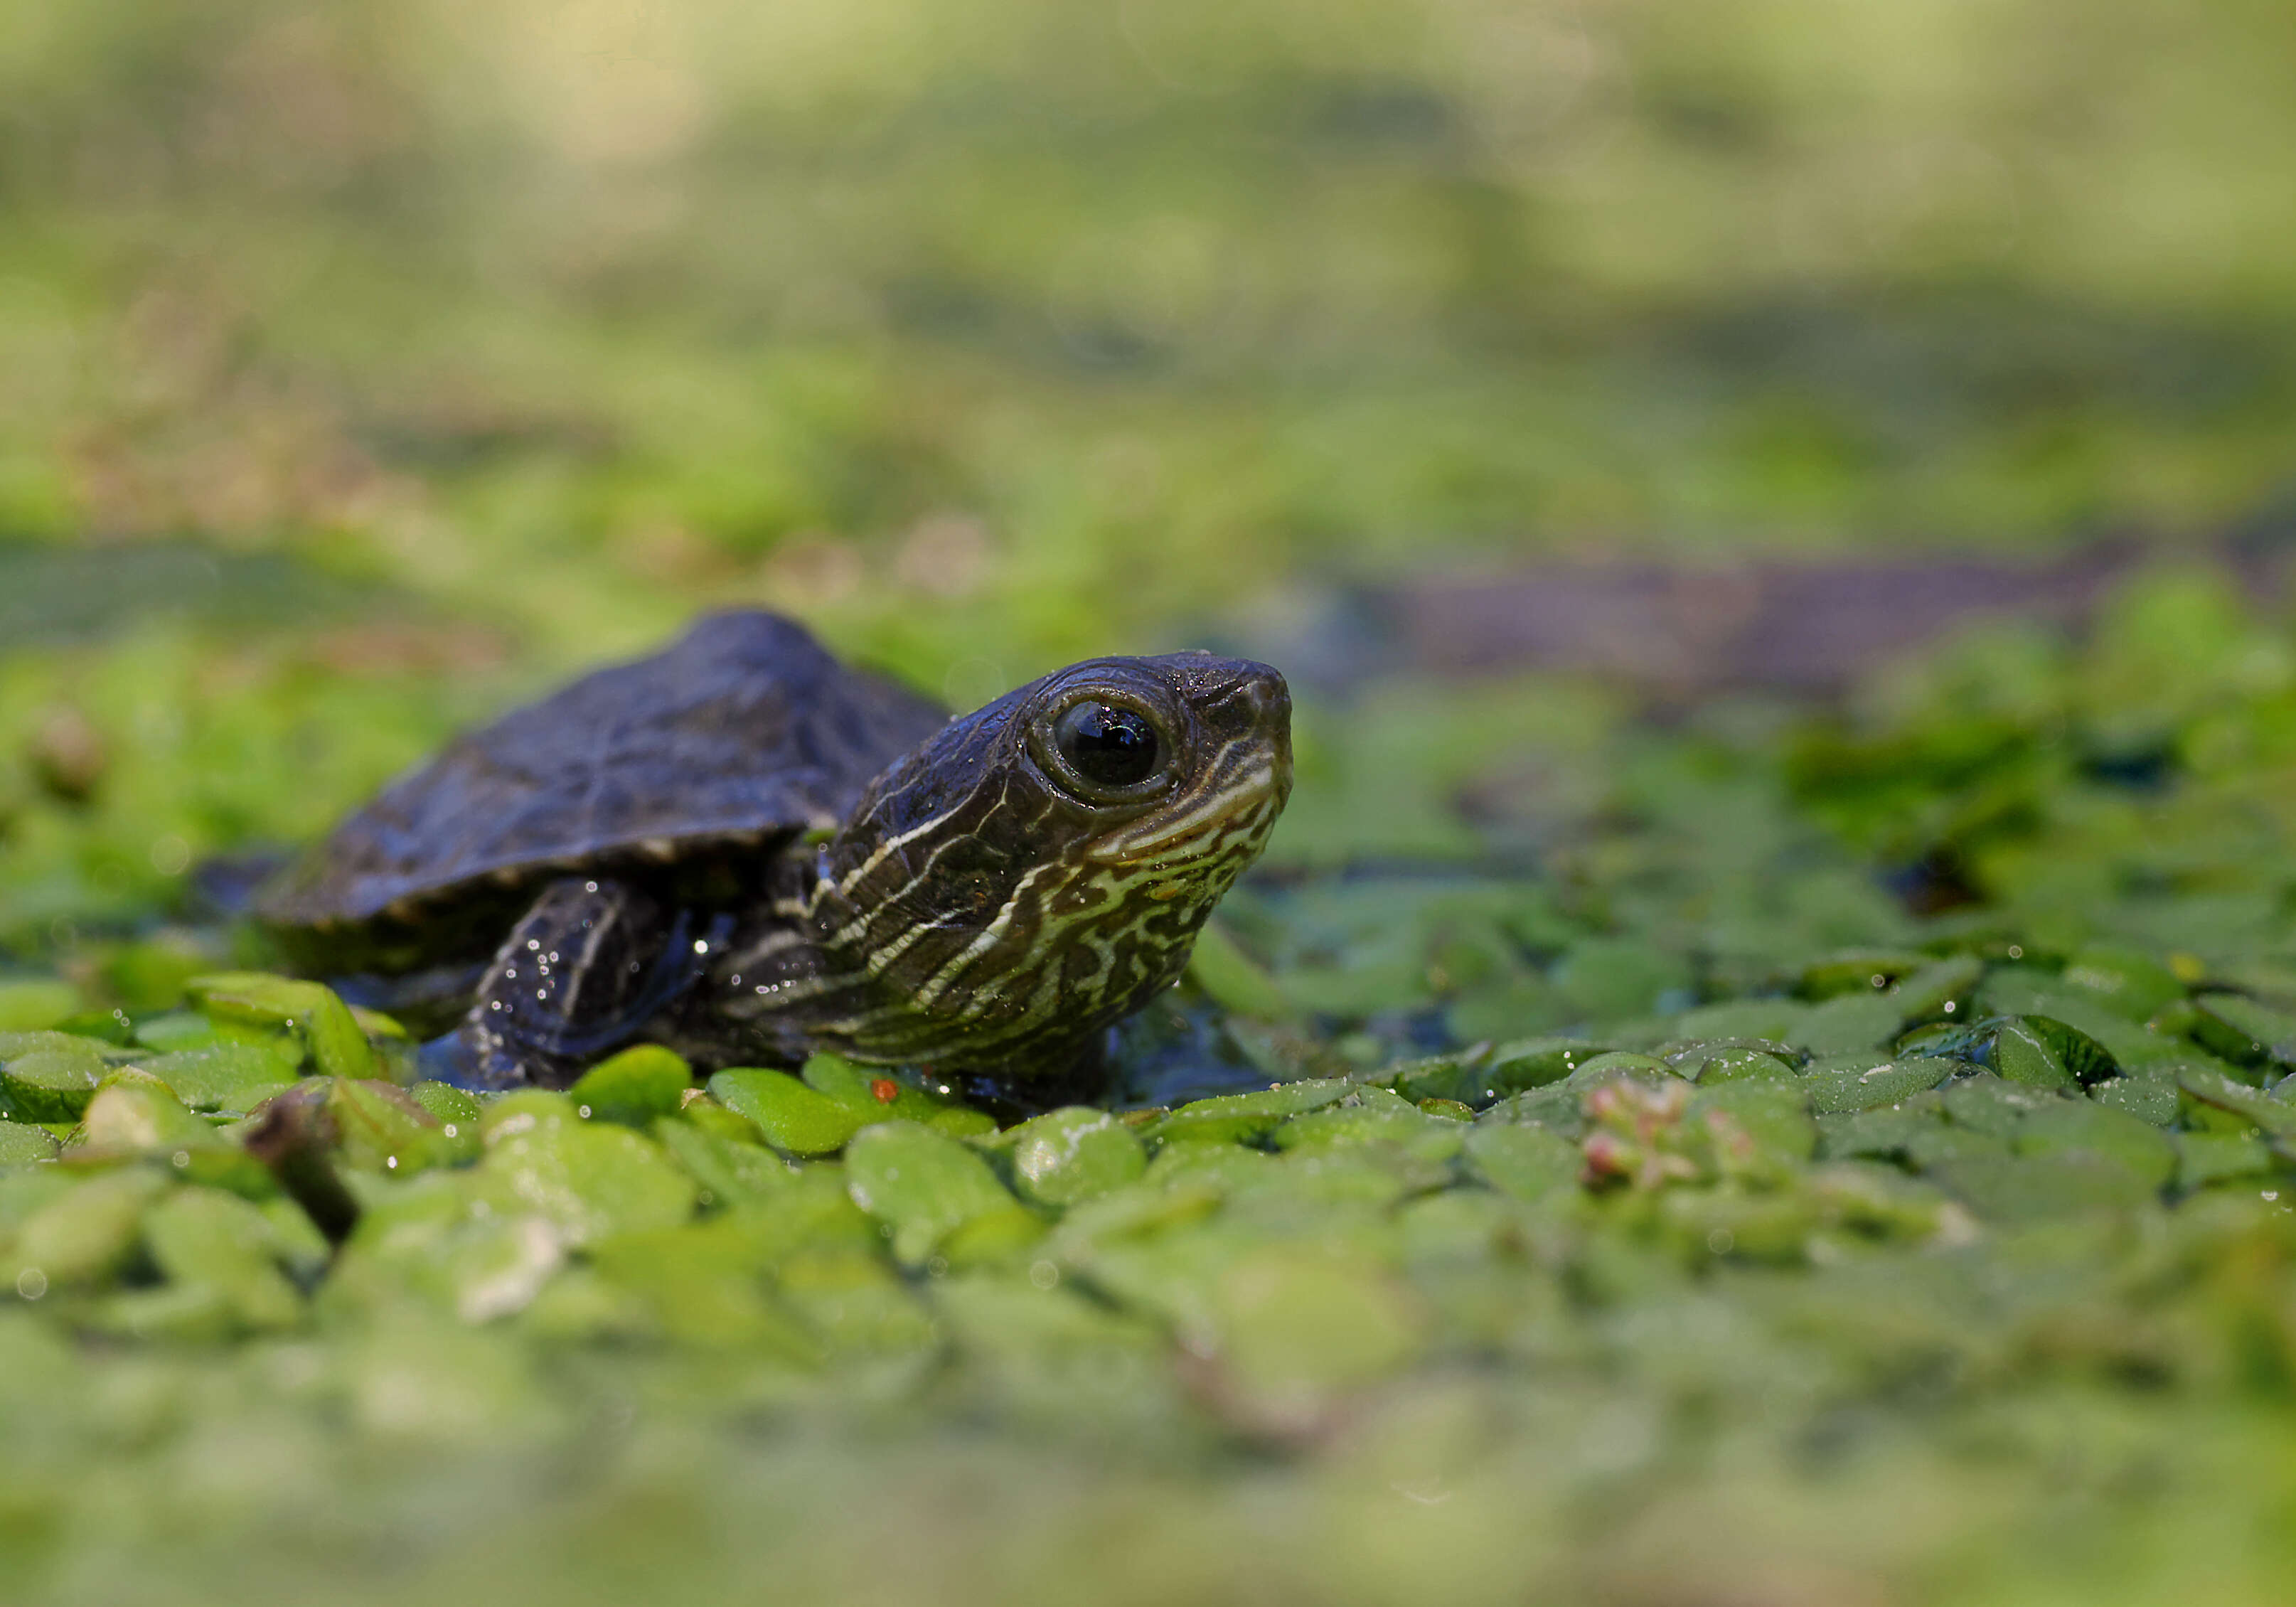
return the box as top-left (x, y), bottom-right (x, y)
top-left (1242, 668), bottom-right (1291, 724)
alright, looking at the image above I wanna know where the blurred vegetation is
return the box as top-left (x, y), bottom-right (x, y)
top-left (2, 0), bottom-right (2294, 673)
top-left (6, 2), bottom-right (2296, 1604)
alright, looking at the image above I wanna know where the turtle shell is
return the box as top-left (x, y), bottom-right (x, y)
top-left (259, 611), bottom-right (947, 934)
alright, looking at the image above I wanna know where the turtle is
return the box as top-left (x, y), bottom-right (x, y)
top-left (257, 610), bottom-right (1292, 1093)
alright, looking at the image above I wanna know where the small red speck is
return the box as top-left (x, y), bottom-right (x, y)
top-left (870, 1078), bottom-right (900, 1104)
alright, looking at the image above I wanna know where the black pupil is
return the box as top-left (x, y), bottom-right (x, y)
top-left (1056, 702), bottom-right (1160, 789)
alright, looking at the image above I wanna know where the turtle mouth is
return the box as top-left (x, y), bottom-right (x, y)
top-left (1084, 758), bottom-right (1287, 866)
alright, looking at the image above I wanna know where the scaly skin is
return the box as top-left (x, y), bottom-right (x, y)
top-left (697, 651), bottom-right (1291, 1077)
top-left (270, 614), bottom-right (1291, 1089)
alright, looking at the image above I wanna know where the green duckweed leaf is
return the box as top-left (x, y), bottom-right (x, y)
top-left (2017, 1015), bottom-right (2120, 1085)
top-left (2091, 1068), bottom-right (2180, 1126)
top-left (2175, 1132), bottom-right (2278, 1192)
top-left (1817, 1094), bottom-right (1947, 1162)
top-left (70, 1071), bottom-right (223, 1158)
top-left (1992, 1018), bottom-right (2078, 1090)
top-left (709, 1068), bottom-right (870, 1157)
top-left (129, 1040), bottom-right (301, 1114)
top-left (1695, 1080), bottom-right (1818, 1163)
top-left (1, 1169), bottom-right (167, 1290)
top-left (2013, 1099), bottom-right (2177, 1190)
top-left (141, 1185), bottom-right (304, 1331)
top-left (584, 1219), bottom-right (826, 1357)
top-left (332, 1077), bottom-right (474, 1174)
top-left (844, 1121), bottom-right (1033, 1264)
top-left (1463, 1123), bottom-right (1580, 1201)
top-left (1005, 1108), bottom-right (1148, 1208)
top-left (476, 1104), bottom-right (698, 1246)
top-left (2174, 1064), bottom-right (2296, 1137)
top-left (1800, 1055), bottom-right (1955, 1114)
top-left (1139, 1080), bottom-right (1352, 1146)
top-left (0, 1121), bottom-right (60, 1165)
top-left (0, 979), bottom-right (78, 1032)
top-left (0, 1033), bottom-right (114, 1121)
top-left (2191, 993), bottom-right (2296, 1068)
top-left (1942, 1074), bottom-right (2054, 1137)
top-left (186, 973), bottom-right (387, 1077)
top-left (129, 1011), bottom-right (220, 1053)
top-left (1667, 1000), bottom-right (1808, 1043)
top-left (568, 1045), bottom-right (694, 1126)
top-left (653, 1116), bottom-right (801, 1208)
top-left (798, 1053), bottom-right (995, 1136)
top-left (410, 1081), bottom-right (484, 1128)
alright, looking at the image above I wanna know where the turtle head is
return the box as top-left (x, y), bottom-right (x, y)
top-left (811, 651), bottom-right (1291, 1072)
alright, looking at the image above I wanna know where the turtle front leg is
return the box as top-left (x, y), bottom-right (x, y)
top-left (421, 877), bottom-right (723, 1089)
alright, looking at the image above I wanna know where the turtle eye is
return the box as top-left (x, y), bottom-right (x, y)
top-left (1052, 700), bottom-right (1163, 791)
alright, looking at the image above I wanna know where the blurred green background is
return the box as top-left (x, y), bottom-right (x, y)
top-left (4, 0), bottom-right (2292, 663)
top-left (7, 4), bottom-right (2296, 1605)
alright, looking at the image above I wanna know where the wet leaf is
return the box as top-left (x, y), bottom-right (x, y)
top-left (653, 1116), bottom-right (800, 1208)
top-left (709, 1068), bottom-right (870, 1157)
top-left (1004, 1108), bottom-right (1148, 1208)
top-left (2013, 1100), bottom-right (2177, 1190)
top-left (2018, 1015), bottom-right (2120, 1085)
top-left (1817, 1095), bottom-right (1946, 1162)
top-left (1552, 937), bottom-right (1692, 1020)
top-left (0, 1121), bottom-right (60, 1165)
top-left (129, 1041), bottom-right (301, 1114)
top-left (1942, 1074), bottom-right (2053, 1137)
top-left (568, 1045), bottom-right (694, 1126)
top-left (2090, 1068), bottom-right (2180, 1126)
top-left (2175, 1132), bottom-right (2277, 1192)
top-left (129, 1011), bottom-right (222, 1054)
top-left (799, 1054), bottom-right (995, 1138)
top-left (70, 1071), bottom-right (224, 1158)
top-left (186, 973), bottom-right (386, 1077)
top-left (1695, 1080), bottom-right (1817, 1163)
top-left (2175, 1064), bottom-right (2296, 1138)
top-left (1463, 1123), bottom-right (1580, 1201)
top-left (1139, 1080), bottom-right (1352, 1146)
top-left (844, 1121), bottom-right (1033, 1264)
top-left (476, 1104), bottom-right (698, 1246)
top-left (0, 1032), bottom-right (115, 1121)
top-left (331, 1077), bottom-right (474, 1175)
top-left (1800, 1055), bottom-right (1955, 1114)
top-left (410, 1081), bottom-right (484, 1128)
top-left (2191, 993), bottom-right (2296, 1068)
top-left (1992, 1019), bottom-right (2078, 1091)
